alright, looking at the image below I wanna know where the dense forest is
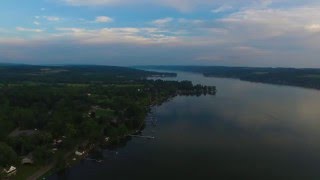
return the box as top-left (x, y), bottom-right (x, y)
top-left (140, 66), bottom-right (320, 90)
top-left (0, 65), bottom-right (176, 84)
top-left (0, 65), bottom-right (215, 179)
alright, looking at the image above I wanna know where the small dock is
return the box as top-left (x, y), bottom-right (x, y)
top-left (128, 135), bottom-right (155, 139)
top-left (85, 158), bottom-right (103, 163)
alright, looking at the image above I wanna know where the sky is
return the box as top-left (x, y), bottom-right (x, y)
top-left (1, 0), bottom-right (320, 67)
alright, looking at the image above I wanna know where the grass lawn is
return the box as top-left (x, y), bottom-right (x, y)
top-left (96, 109), bottom-right (115, 117)
top-left (13, 165), bottom-right (42, 180)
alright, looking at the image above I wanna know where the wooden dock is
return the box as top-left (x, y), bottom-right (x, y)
top-left (128, 135), bottom-right (155, 139)
top-left (85, 158), bottom-right (103, 163)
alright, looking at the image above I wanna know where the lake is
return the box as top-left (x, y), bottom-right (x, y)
top-left (49, 71), bottom-right (320, 180)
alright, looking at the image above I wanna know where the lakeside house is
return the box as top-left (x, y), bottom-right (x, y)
top-left (105, 137), bottom-right (110, 142)
top-left (75, 151), bottom-right (84, 156)
top-left (52, 148), bottom-right (58, 154)
top-left (2, 166), bottom-right (17, 177)
top-left (88, 105), bottom-right (103, 118)
top-left (21, 153), bottom-right (34, 165)
top-left (51, 138), bottom-right (64, 154)
top-left (52, 139), bottom-right (63, 147)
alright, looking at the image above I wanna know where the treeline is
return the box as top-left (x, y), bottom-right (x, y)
top-left (0, 66), bottom-right (215, 169)
top-left (141, 66), bottom-right (320, 90)
top-left (143, 80), bottom-right (216, 97)
top-left (0, 65), bottom-right (176, 84)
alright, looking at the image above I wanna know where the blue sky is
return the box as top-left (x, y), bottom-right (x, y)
top-left (1, 0), bottom-right (320, 67)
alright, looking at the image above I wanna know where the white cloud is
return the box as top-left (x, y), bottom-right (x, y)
top-left (56, 27), bottom-right (84, 33)
top-left (4, 1), bottom-right (320, 67)
top-left (61, 0), bottom-right (289, 12)
top-left (305, 24), bottom-right (320, 33)
top-left (211, 5), bottom-right (233, 13)
top-left (261, 0), bottom-right (273, 7)
top-left (33, 21), bottom-right (40, 25)
top-left (16, 27), bottom-right (44, 33)
top-left (95, 16), bottom-right (113, 23)
top-left (0, 37), bottom-right (27, 45)
top-left (218, 6), bottom-right (320, 40)
top-left (231, 46), bottom-right (270, 56)
top-left (63, 0), bottom-right (118, 6)
top-left (55, 27), bottom-right (178, 44)
top-left (61, 0), bottom-right (217, 11)
top-left (44, 16), bottom-right (61, 21)
top-left (152, 18), bottom-right (173, 26)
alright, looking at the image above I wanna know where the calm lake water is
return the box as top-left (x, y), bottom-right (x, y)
top-left (49, 71), bottom-right (320, 180)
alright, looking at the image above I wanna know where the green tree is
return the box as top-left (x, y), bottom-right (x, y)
top-left (33, 146), bottom-right (51, 164)
top-left (65, 123), bottom-right (77, 138)
top-left (0, 142), bottom-right (17, 167)
top-left (81, 120), bottom-right (101, 140)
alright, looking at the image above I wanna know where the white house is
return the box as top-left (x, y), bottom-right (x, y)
top-left (3, 166), bottom-right (17, 177)
top-left (75, 151), bottom-right (84, 156)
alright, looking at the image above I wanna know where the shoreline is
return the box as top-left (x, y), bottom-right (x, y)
top-left (32, 103), bottom-right (159, 180)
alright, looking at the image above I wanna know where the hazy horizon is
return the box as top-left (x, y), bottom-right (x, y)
top-left (1, 0), bottom-right (320, 68)
top-left (1, 62), bottom-right (318, 69)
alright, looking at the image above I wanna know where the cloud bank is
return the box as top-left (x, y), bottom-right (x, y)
top-left (1, 0), bottom-right (320, 67)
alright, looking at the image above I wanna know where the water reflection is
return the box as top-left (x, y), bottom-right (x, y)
top-left (49, 71), bottom-right (320, 180)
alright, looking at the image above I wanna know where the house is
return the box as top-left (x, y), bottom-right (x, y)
top-left (105, 137), bottom-right (110, 142)
top-left (75, 151), bottom-right (84, 156)
top-left (51, 148), bottom-right (58, 154)
top-left (3, 166), bottom-right (17, 177)
top-left (21, 157), bottom-right (34, 165)
top-left (88, 111), bottom-right (96, 118)
top-left (52, 139), bottom-right (63, 147)
top-left (21, 153), bottom-right (34, 165)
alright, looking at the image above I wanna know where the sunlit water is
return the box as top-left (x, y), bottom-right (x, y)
top-left (49, 71), bottom-right (320, 180)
